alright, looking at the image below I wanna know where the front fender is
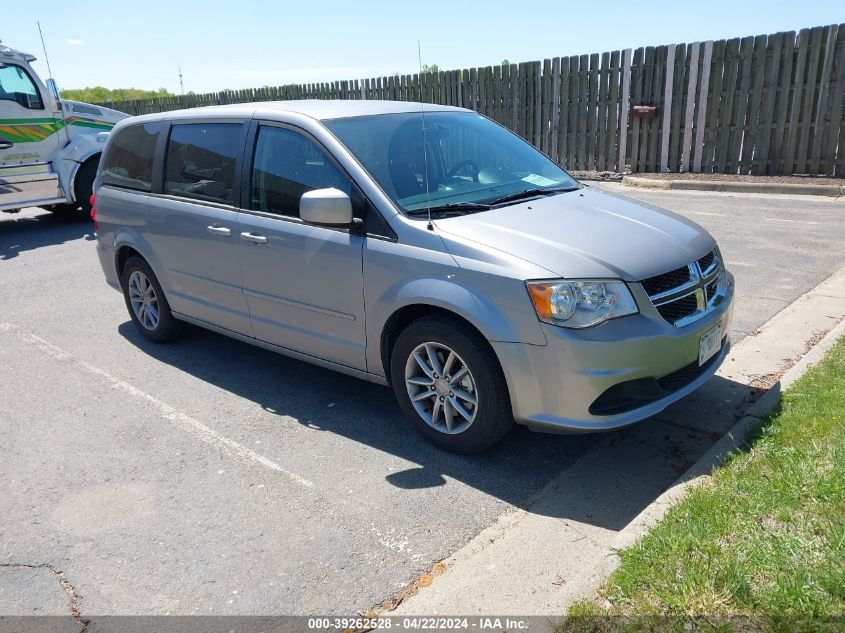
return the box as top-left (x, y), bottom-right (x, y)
top-left (387, 277), bottom-right (534, 343)
top-left (57, 132), bottom-right (109, 201)
top-left (365, 271), bottom-right (549, 377)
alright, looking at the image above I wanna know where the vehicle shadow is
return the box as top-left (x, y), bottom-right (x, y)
top-left (119, 321), bottom-right (757, 531)
top-left (0, 210), bottom-right (94, 260)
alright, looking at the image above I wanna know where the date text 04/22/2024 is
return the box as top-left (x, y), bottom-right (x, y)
top-left (306, 616), bottom-right (531, 630)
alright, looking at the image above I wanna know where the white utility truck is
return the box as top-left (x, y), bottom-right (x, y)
top-left (0, 42), bottom-right (127, 215)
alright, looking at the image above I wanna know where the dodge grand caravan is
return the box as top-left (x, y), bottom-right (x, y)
top-left (94, 100), bottom-right (734, 453)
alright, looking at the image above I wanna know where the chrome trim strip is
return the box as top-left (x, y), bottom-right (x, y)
top-left (652, 285), bottom-right (699, 307)
top-left (647, 265), bottom-right (697, 302)
top-left (650, 268), bottom-right (719, 305)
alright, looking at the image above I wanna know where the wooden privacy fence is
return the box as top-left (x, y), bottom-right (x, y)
top-left (98, 24), bottom-right (845, 176)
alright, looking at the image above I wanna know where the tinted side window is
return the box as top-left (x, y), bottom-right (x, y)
top-left (100, 123), bottom-right (161, 192)
top-left (164, 123), bottom-right (241, 204)
top-left (251, 126), bottom-right (350, 218)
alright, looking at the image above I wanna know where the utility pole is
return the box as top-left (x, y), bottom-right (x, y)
top-left (178, 66), bottom-right (184, 95)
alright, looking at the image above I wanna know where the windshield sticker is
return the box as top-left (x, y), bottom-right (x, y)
top-left (521, 173), bottom-right (558, 186)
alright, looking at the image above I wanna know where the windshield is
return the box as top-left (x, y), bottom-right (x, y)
top-left (324, 111), bottom-right (579, 215)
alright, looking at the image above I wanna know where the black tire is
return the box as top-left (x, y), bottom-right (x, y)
top-left (45, 203), bottom-right (80, 214)
top-left (74, 159), bottom-right (98, 215)
top-left (120, 256), bottom-right (182, 343)
top-left (390, 314), bottom-right (513, 453)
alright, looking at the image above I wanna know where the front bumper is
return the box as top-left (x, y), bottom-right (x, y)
top-left (493, 272), bottom-right (735, 433)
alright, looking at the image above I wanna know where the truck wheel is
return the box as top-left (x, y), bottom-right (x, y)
top-left (46, 203), bottom-right (79, 214)
top-left (74, 159), bottom-right (98, 214)
top-left (121, 256), bottom-right (182, 343)
top-left (390, 314), bottom-right (513, 453)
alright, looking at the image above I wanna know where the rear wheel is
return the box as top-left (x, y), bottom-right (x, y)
top-left (390, 315), bottom-right (513, 453)
top-left (120, 256), bottom-right (182, 343)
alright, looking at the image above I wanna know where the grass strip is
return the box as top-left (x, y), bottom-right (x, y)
top-left (560, 336), bottom-right (845, 633)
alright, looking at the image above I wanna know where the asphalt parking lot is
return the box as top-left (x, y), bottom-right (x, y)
top-left (2, 187), bottom-right (845, 617)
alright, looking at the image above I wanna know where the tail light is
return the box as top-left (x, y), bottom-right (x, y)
top-left (90, 194), bottom-right (98, 231)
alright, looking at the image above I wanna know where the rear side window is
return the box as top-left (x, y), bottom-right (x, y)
top-left (100, 123), bottom-right (161, 192)
top-left (164, 123), bottom-right (242, 204)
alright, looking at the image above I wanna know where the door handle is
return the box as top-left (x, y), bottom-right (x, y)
top-left (240, 231), bottom-right (268, 244)
top-left (207, 224), bottom-right (231, 237)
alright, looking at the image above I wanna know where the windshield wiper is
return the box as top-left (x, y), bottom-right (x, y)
top-left (406, 202), bottom-right (492, 217)
top-left (485, 185), bottom-right (580, 207)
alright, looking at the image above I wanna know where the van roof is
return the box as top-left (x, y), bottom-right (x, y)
top-left (127, 100), bottom-right (468, 123)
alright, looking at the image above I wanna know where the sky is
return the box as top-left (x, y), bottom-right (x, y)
top-left (3, 0), bottom-right (843, 94)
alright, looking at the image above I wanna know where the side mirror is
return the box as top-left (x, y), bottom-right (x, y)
top-left (46, 78), bottom-right (61, 109)
top-left (300, 188), bottom-right (356, 227)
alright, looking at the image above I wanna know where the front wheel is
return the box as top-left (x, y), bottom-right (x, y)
top-left (74, 159), bottom-right (98, 214)
top-left (390, 315), bottom-right (513, 453)
top-left (121, 256), bottom-right (182, 343)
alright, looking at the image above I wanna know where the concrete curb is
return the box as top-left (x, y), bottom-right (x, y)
top-left (622, 175), bottom-right (845, 197)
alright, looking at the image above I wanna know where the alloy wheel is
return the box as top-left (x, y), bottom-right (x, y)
top-left (404, 342), bottom-right (479, 434)
top-left (128, 270), bottom-right (160, 331)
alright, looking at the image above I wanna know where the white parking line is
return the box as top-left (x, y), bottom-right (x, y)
top-left (762, 217), bottom-right (820, 225)
top-left (0, 322), bottom-right (314, 488)
top-left (685, 211), bottom-right (819, 226)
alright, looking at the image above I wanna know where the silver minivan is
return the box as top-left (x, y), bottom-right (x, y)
top-left (94, 100), bottom-right (734, 453)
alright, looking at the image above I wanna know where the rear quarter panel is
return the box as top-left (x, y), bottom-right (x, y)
top-left (94, 186), bottom-right (162, 290)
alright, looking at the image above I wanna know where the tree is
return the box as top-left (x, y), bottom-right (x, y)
top-left (421, 63), bottom-right (440, 74)
top-left (501, 59), bottom-right (510, 66)
top-left (60, 86), bottom-right (175, 103)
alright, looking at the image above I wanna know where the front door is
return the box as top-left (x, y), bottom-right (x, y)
top-left (236, 123), bottom-right (367, 370)
top-left (0, 62), bottom-right (65, 210)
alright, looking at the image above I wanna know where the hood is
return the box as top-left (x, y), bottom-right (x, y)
top-left (62, 100), bottom-right (128, 126)
top-left (435, 187), bottom-right (715, 282)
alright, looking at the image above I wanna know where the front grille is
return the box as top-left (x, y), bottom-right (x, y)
top-left (655, 293), bottom-right (698, 323)
top-left (698, 251), bottom-right (716, 273)
top-left (641, 265), bottom-right (692, 296)
top-left (641, 248), bottom-right (723, 327)
top-left (706, 279), bottom-right (719, 302)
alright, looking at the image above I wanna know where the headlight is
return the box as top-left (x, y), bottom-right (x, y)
top-left (526, 280), bottom-right (638, 328)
